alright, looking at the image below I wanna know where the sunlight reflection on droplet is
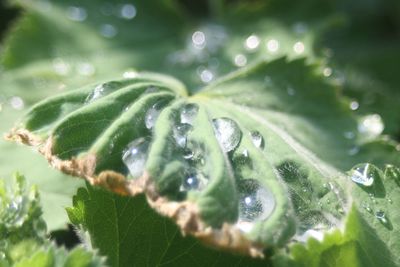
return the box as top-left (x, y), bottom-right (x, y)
top-left (234, 54), bottom-right (247, 67)
top-left (293, 41), bottom-right (305, 54)
top-left (245, 35), bottom-right (260, 51)
top-left (10, 96), bottom-right (24, 110)
top-left (350, 101), bottom-right (359, 111)
top-left (323, 67), bottom-right (332, 77)
top-left (200, 69), bottom-right (214, 83)
top-left (266, 39), bottom-right (279, 53)
top-left (192, 31), bottom-right (206, 49)
top-left (52, 58), bottom-right (70, 76)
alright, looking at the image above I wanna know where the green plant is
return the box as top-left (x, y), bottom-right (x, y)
top-left (1, 0), bottom-right (399, 266)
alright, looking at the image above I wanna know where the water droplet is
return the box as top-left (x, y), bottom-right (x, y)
top-left (10, 96), bottom-right (24, 110)
top-left (76, 62), bottom-right (95, 76)
top-left (85, 82), bottom-right (120, 103)
top-left (362, 202), bottom-right (373, 213)
top-left (242, 149), bottom-right (249, 158)
top-left (245, 35), bottom-right (260, 51)
top-left (180, 103), bottom-right (199, 125)
top-left (358, 114), bottom-right (384, 137)
top-left (388, 198), bottom-right (393, 204)
top-left (212, 117), bottom-right (242, 153)
top-left (100, 24), bottom-right (118, 38)
top-left (66, 6), bottom-right (87, 22)
top-left (119, 4), bottom-right (136, 19)
top-left (323, 67), bottom-right (332, 77)
top-left (350, 163), bottom-right (374, 186)
top-left (145, 101), bottom-right (167, 129)
top-left (199, 69), bottom-right (214, 83)
top-left (266, 39), bottom-right (279, 53)
top-left (236, 179), bottom-right (275, 233)
top-left (375, 210), bottom-right (388, 224)
top-left (250, 131), bottom-right (264, 149)
top-left (123, 70), bottom-right (138, 78)
top-left (234, 54), bottom-right (247, 67)
top-left (52, 58), bottom-right (70, 76)
top-left (293, 41), bottom-right (305, 54)
top-left (122, 137), bottom-right (150, 179)
top-left (350, 101), bottom-right (359, 111)
top-left (192, 31), bottom-right (206, 49)
top-left (182, 148), bottom-right (195, 160)
top-left (173, 123), bottom-right (193, 147)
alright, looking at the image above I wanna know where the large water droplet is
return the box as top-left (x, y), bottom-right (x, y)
top-left (145, 101), bottom-right (167, 129)
top-left (350, 163), bottom-right (374, 186)
top-left (250, 131), bottom-right (264, 149)
top-left (236, 179), bottom-right (275, 233)
top-left (180, 103), bottom-right (199, 125)
top-left (212, 118), bottom-right (242, 153)
top-left (122, 137), bottom-right (150, 179)
top-left (173, 123), bottom-right (193, 147)
top-left (358, 114), bottom-right (384, 137)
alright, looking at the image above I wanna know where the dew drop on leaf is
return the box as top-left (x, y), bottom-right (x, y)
top-left (212, 117), bottom-right (242, 153)
top-left (375, 210), bottom-right (388, 225)
top-left (250, 131), bottom-right (264, 149)
top-left (122, 137), bottom-right (150, 179)
top-left (245, 34), bottom-right (260, 51)
top-left (145, 101), bottom-right (167, 129)
top-left (234, 54), bottom-right (247, 67)
top-left (266, 39), bottom-right (279, 53)
top-left (358, 114), bottom-right (384, 137)
top-left (173, 123), bottom-right (193, 147)
top-left (293, 41), bottom-right (305, 54)
top-left (180, 103), bottom-right (199, 125)
top-left (350, 163), bottom-right (374, 186)
top-left (199, 69), bottom-right (214, 83)
top-left (9, 96), bottom-right (25, 110)
top-left (362, 202), bottom-right (373, 213)
top-left (350, 101), bottom-right (359, 111)
top-left (236, 179), bottom-right (275, 233)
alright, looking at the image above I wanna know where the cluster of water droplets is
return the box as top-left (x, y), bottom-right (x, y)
top-left (349, 163), bottom-right (393, 228)
top-left (65, 3), bottom-right (137, 39)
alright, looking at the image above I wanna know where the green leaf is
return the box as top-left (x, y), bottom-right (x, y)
top-left (67, 183), bottom-right (270, 267)
top-left (0, 173), bottom-right (105, 267)
top-left (273, 164), bottom-right (400, 267)
top-left (8, 57), bottom-right (400, 257)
